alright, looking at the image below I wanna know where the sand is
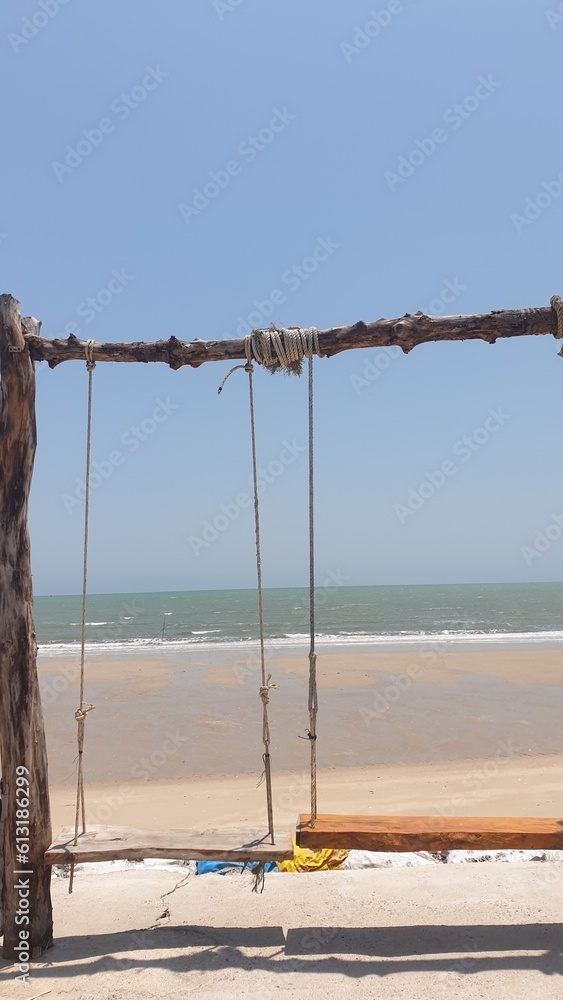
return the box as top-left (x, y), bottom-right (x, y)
top-left (40, 647), bottom-right (563, 829)
top-left (2, 645), bottom-right (562, 997)
top-left (48, 754), bottom-right (563, 835)
top-left (40, 646), bottom-right (563, 783)
top-left (2, 862), bottom-right (563, 999)
top-left (39, 645), bottom-right (563, 831)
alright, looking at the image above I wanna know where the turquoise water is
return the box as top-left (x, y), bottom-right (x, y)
top-left (34, 582), bottom-right (563, 653)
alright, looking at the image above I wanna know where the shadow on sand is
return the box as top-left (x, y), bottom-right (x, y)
top-left (15, 921), bottom-right (563, 980)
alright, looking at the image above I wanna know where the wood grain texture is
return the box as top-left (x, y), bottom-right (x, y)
top-left (0, 296), bottom-right (53, 959)
top-left (46, 825), bottom-right (294, 864)
top-left (297, 814), bottom-right (563, 852)
top-left (20, 304), bottom-right (561, 370)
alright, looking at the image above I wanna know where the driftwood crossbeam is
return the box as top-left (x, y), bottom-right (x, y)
top-left (1, 291), bottom-right (562, 962)
top-left (21, 303), bottom-right (563, 368)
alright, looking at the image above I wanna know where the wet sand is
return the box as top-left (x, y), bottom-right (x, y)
top-left (38, 645), bottom-right (563, 832)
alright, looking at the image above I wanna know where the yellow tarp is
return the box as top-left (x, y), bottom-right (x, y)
top-left (277, 837), bottom-right (348, 872)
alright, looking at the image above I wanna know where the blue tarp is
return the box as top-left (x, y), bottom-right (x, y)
top-left (196, 860), bottom-right (278, 875)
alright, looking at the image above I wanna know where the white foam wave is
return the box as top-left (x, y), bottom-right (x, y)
top-left (37, 628), bottom-right (563, 657)
top-left (67, 621), bottom-right (110, 626)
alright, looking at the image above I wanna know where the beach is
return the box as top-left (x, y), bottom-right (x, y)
top-left (3, 642), bottom-right (561, 998)
top-left (41, 645), bottom-right (563, 832)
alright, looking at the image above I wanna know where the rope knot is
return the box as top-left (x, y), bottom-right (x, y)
top-left (251, 325), bottom-right (324, 375)
top-left (259, 674), bottom-right (279, 705)
top-left (218, 326), bottom-right (323, 391)
top-left (551, 295), bottom-right (563, 343)
top-left (75, 703), bottom-right (95, 723)
top-left (85, 339), bottom-right (96, 372)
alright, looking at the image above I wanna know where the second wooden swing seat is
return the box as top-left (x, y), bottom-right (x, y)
top-left (296, 814), bottom-right (563, 853)
top-left (46, 331), bottom-right (563, 872)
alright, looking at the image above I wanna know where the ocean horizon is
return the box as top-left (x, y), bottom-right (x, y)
top-left (34, 582), bottom-right (563, 655)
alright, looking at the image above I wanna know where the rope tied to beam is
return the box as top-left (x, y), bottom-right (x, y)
top-left (84, 338), bottom-right (96, 371)
top-left (69, 340), bottom-right (97, 893)
top-left (217, 327), bottom-right (324, 392)
top-left (550, 296), bottom-right (563, 357)
top-left (250, 325), bottom-right (324, 374)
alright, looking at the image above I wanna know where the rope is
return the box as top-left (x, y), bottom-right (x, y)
top-left (306, 333), bottom-right (319, 826)
top-left (69, 339), bottom-right (96, 893)
top-left (245, 344), bottom-right (276, 844)
top-left (218, 336), bottom-right (282, 844)
top-left (550, 295), bottom-right (563, 339)
top-left (252, 326), bottom-right (323, 374)
top-left (218, 328), bottom-right (324, 391)
top-left (250, 860), bottom-right (267, 893)
top-left (218, 328), bottom-right (322, 827)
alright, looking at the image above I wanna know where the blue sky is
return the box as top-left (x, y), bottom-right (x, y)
top-left (2, 0), bottom-right (562, 595)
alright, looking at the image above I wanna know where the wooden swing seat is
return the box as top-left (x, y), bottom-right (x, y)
top-left (46, 825), bottom-right (294, 865)
top-left (296, 814), bottom-right (563, 853)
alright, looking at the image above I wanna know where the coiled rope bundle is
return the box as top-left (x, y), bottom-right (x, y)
top-left (249, 326), bottom-right (324, 374)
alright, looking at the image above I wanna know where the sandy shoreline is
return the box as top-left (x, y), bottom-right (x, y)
top-left (37, 645), bottom-right (563, 833)
top-left (49, 755), bottom-right (563, 834)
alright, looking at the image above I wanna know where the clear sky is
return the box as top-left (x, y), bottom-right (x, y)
top-left (2, 0), bottom-right (562, 595)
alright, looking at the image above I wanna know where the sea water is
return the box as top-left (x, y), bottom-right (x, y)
top-left (34, 582), bottom-right (563, 655)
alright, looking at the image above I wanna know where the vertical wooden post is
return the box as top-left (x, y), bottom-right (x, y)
top-left (0, 295), bottom-right (53, 960)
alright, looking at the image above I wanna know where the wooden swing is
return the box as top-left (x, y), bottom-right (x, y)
top-left (3, 295), bottom-right (563, 958)
top-left (44, 337), bottom-right (314, 875)
top-left (294, 319), bottom-right (563, 856)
